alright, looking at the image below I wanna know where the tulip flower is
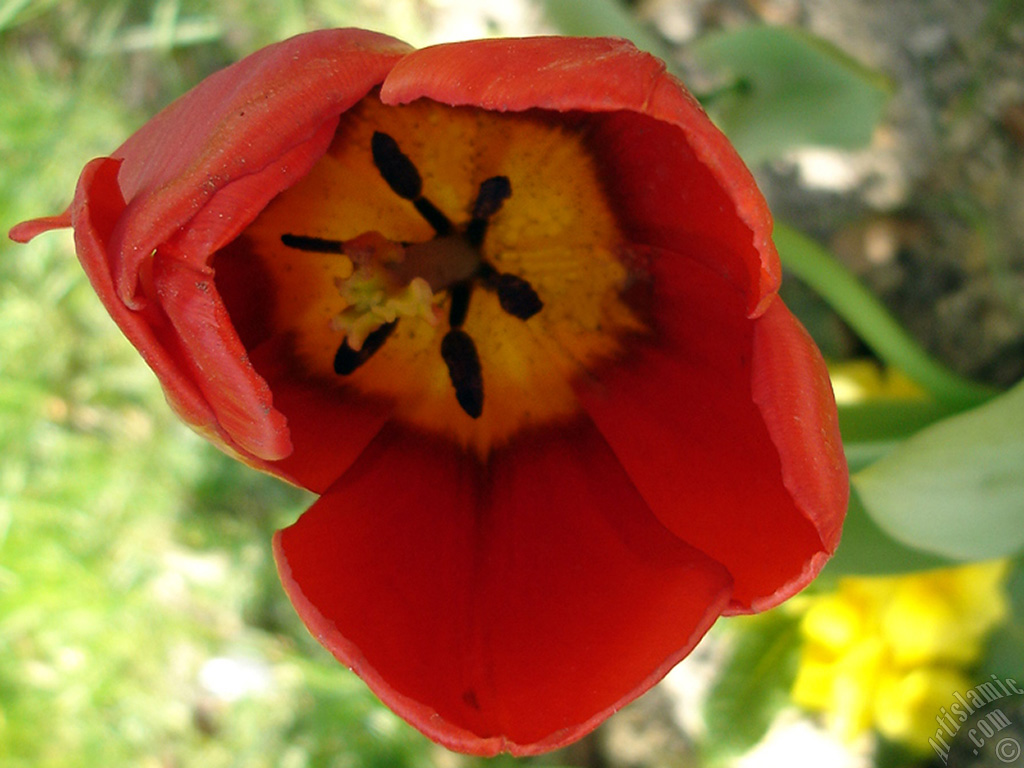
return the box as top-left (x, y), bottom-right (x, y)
top-left (10, 29), bottom-right (848, 756)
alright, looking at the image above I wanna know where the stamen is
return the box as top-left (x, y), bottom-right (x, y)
top-left (281, 233), bottom-right (346, 254)
top-left (478, 263), bottom-right (543, 320)
top-left (334, 320), bottom-right (397, 375)
top-left (372, 131), bottom-right (452, 236)
top-left (448, 281), bottom-right (472, 328)
top-left (494, 274), bottom-right (543, 320)
top-left (440, 329), bottom-right (484, 419)
top-left (472, 176), bottom-right (512, 220)
top-left (466, 175), bottom-right (511, 247)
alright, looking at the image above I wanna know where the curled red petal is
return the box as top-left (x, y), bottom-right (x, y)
top-left (12, 29), bottom-right (412, 472)
top-left (575, 248), bottom-right (843, 612)
top-left (380, 36), bottom-right (779, 315)
top-left (747, 297), bottom-right (849, 604)
top-left (47, 156), bottom-right (291, 461)
top-left (58, 157), bottom-right (234, 446)
top-left (275, 419), bottom-right (732, 756)
top-left (150, 253), bottom-right (293, 460)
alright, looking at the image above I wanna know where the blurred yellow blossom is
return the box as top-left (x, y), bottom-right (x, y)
top-left (828, 360), bottom-right (927, 405)
top-left (792, 560), bottom-right (1010, 751)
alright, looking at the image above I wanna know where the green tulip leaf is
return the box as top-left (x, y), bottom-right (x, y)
top-left (854, 380), bottom-right (1024, 560)
top-left (702, 611), bottom-right (801, 765)
top-left (776, 223), bottom-right (996, 410)
top-left (819, 489), bottom-right (955, 579)
top-left (694, 25), bottom-right (891, 163)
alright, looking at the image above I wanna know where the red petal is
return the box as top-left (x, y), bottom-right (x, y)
top-left (380, 36), bottom-right (779, 314)
top-left (575, 249), bottom-right (842, 613)
top-left (275, 419), bottom-right (732, 755)
top-left (150, 254), bottom-right (292, 460)
top-left (750, 297), bottom-right (848, 564)
top-left (53, 157), bottom-right (290, 462)
top-left (61, 157), bottom-right (235, 449)
top-left (13, 30), bottom-right (412, 471)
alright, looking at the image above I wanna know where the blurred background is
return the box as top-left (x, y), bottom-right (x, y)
top-left (1, 1), bottom-right (1022, 767)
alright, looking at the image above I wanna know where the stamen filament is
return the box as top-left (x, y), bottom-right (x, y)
top-left (448, 281), bottom-right (472, 328)
top-left (414, 198), bottom-right (453, 236)
top-left (334, 320), bottom-right (397, 375)
top-left (281, 233), bottom-right (346, 254)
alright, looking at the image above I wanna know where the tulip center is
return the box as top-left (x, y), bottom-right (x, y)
top-left (225, 95), bottom-right (646, 454)
top-left (277, 133), bottom-right (546, 419)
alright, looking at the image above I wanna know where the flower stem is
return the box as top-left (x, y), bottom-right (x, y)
top-left (774, 222), bottom-right (998, 410)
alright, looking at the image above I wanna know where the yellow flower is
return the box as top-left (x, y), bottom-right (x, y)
top-left (828, 360), bottom-right (927, 405)
top-left (792, 560), bottom-right (1010, 752)
top-left (873, 667), bottom-right (970, 747)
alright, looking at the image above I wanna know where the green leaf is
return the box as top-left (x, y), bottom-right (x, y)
top-left (776, 223), bottom-right (997, 410)
top-left (819, 489), bottom-right (955, 580)
top-left (693, 25), bottom-right (891, 163)
top-left (854, 379), bottom-right (1024, 560)
top-left (838, 399), bottom-right (960, 450)
top-left (702, 611), bottom-right (801, 764)
top-left (838, 398), bottom-right (961, 474)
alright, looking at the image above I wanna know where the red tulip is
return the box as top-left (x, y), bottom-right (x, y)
top-left (11, 29), bottom-right (848, 756)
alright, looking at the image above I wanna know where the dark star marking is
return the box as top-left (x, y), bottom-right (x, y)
top-left (286, 136), bottom-right (547, 419)
top-left (413, 198), bottom-right (453, 236)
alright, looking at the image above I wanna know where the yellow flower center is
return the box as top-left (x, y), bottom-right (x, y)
top-left (230, 95), bottom-right (645, 455)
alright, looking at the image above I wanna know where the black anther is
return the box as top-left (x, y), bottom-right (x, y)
top-left (440, 329), bottom-right (483, 419)
top-left (473, 176), bottom-right (512, 219)
top-left (495, 274), bottom-right (543, 320)
top-left (371, 132), bottom-right (422, 199)
top-left (372, 131), bottom-right (452, 236)
top-left (466, 176), bottom-right (512, 247)
top-left (333, 321), bottom-right (397, 375)
top-left (478, 263), bottom-right (543, 321)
